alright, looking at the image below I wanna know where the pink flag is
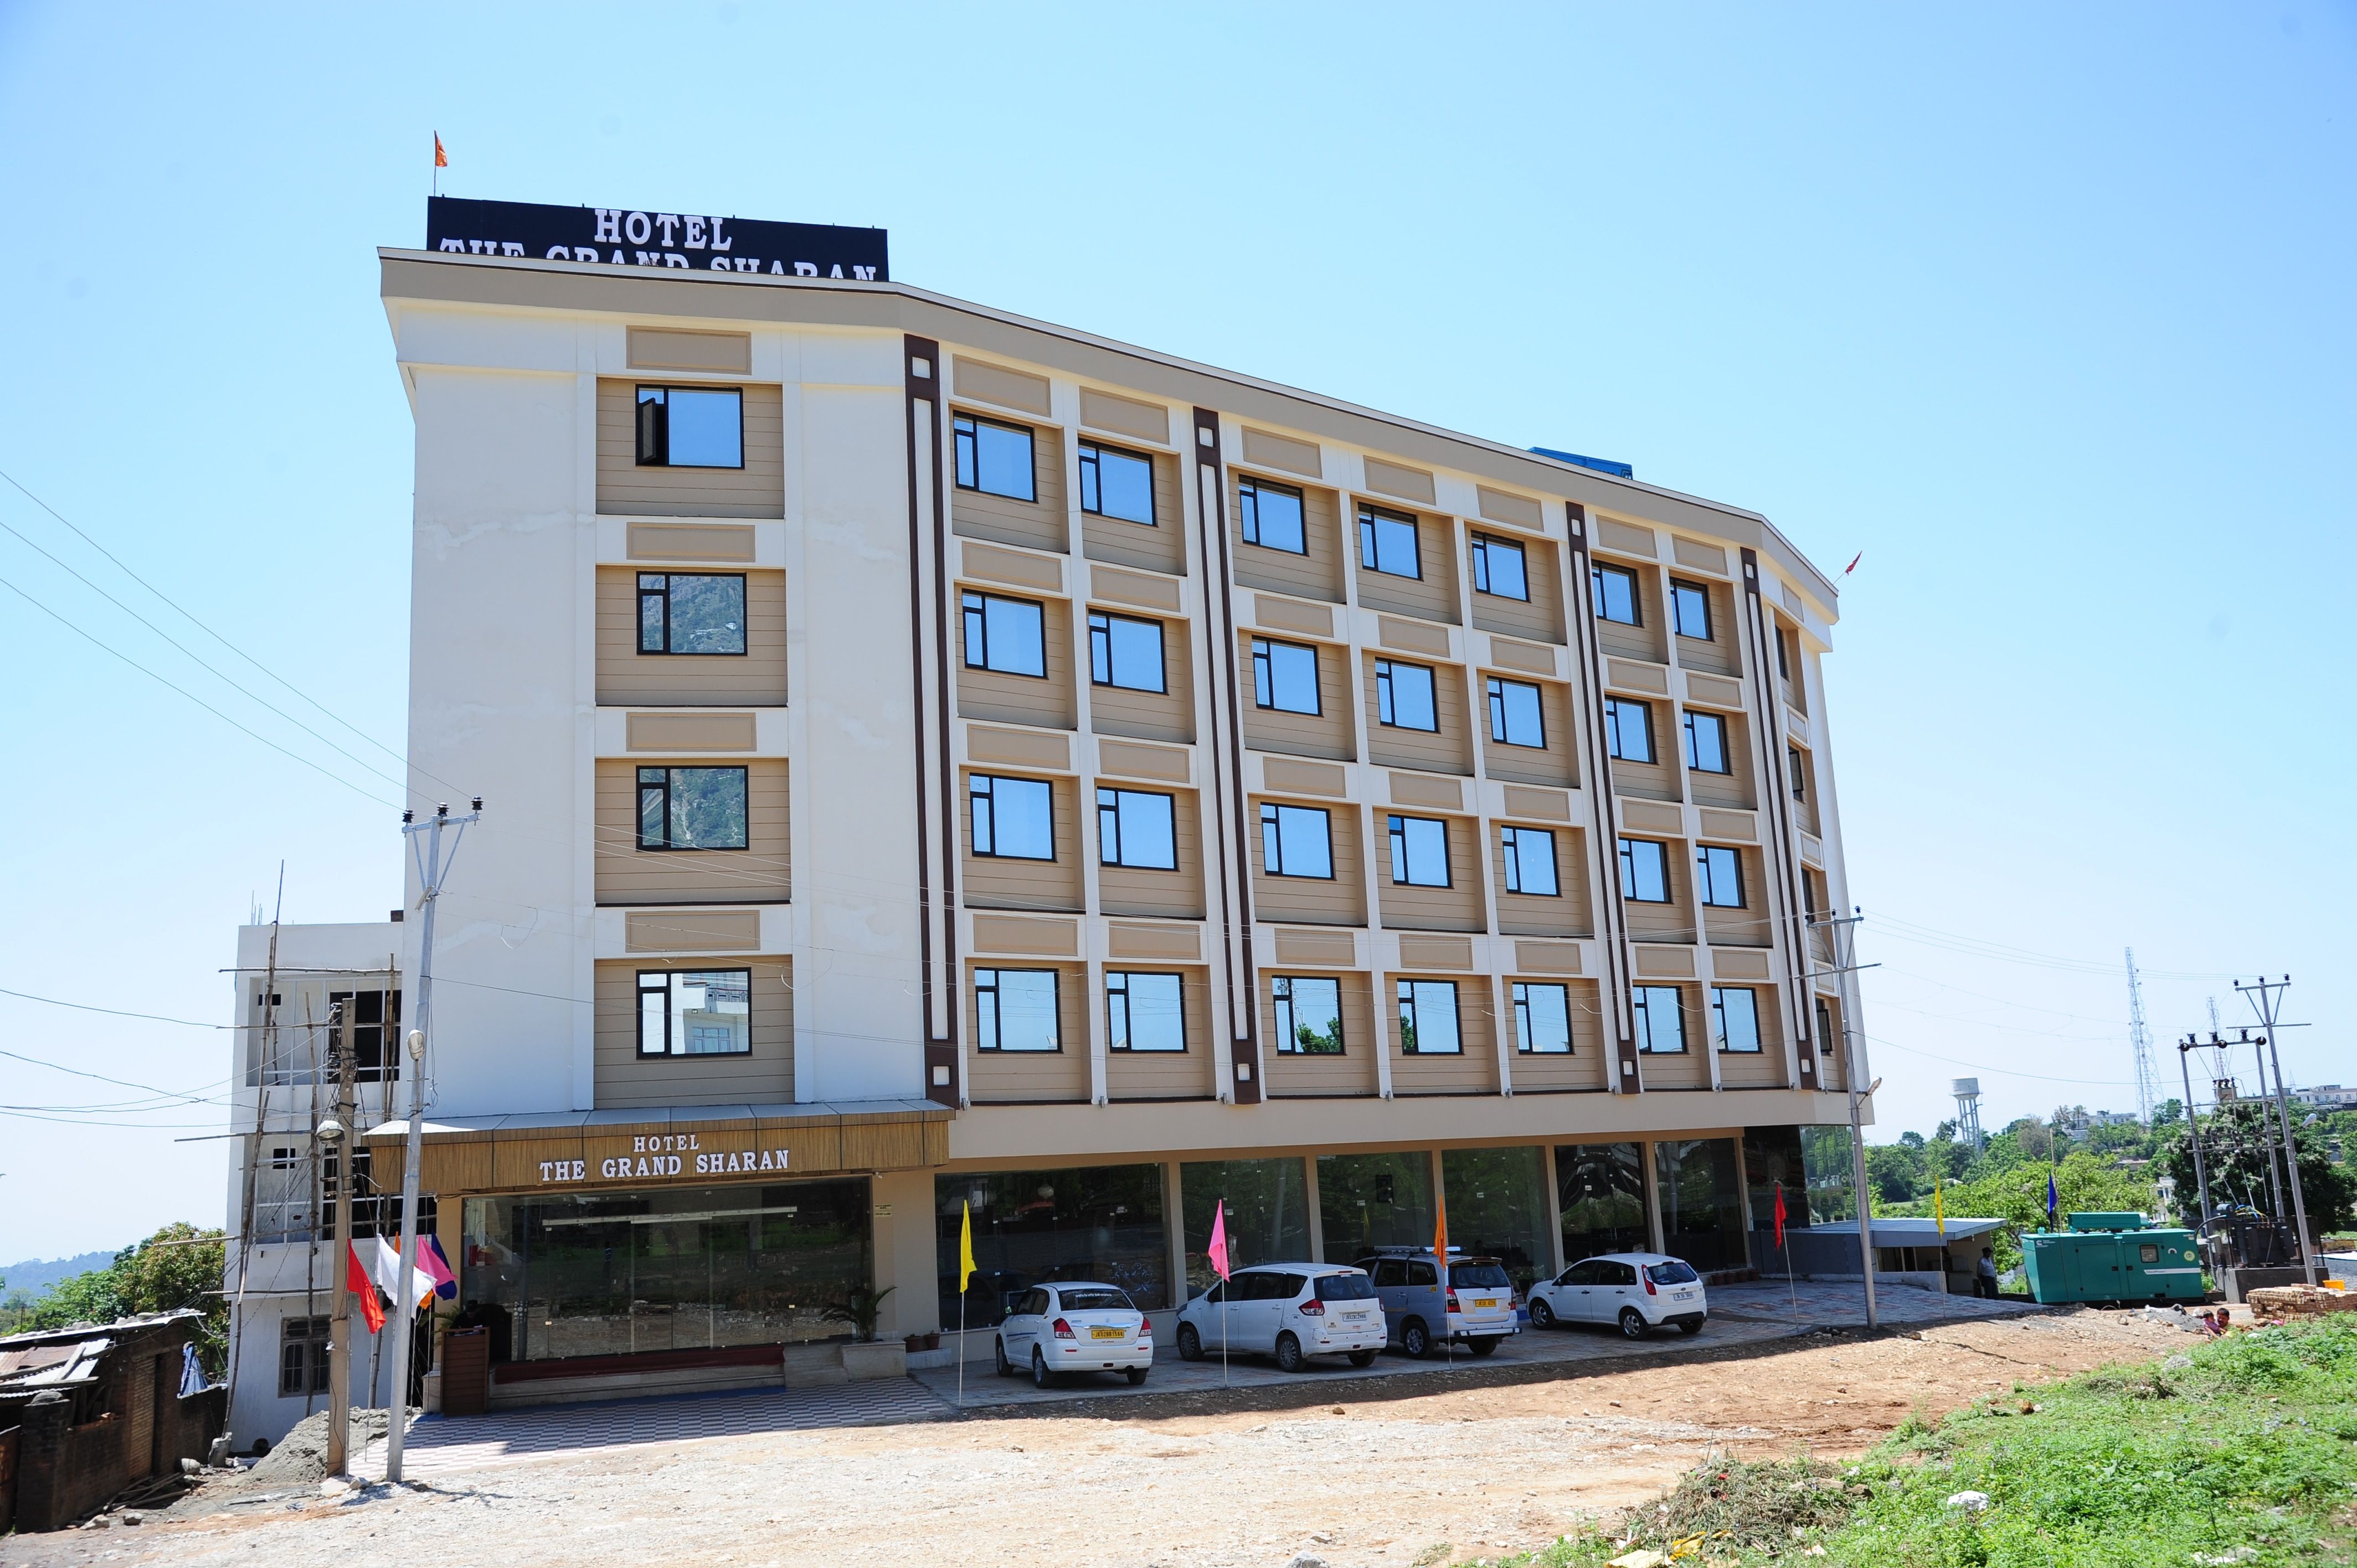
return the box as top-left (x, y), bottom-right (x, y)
top-left (1207, 1200), bottom-right (1231, 1281)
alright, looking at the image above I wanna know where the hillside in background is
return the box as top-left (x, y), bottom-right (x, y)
top-left (0, 1250), bottom-right (122, 1301)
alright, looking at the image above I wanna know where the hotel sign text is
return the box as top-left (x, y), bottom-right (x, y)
top-left (536, 1131), bottom-right (795, 1187)
top-left (426, 197), bottom-right (889, 281)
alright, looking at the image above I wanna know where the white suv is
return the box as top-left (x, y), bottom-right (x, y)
top-left (1527, 1252), bottom-right (1708, 1338)
top-left (994, 1281), bottom-right (1154, 1386)
top-left (1174, 1265), bottom-right (1388, 1371)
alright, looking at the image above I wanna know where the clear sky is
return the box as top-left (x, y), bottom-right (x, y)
top-left (0, 4), bottom-right (2348, 1262)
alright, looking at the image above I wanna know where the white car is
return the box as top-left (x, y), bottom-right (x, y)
top-left (1174, 1264), bottom-right (1389, 1371)
top-left (1527, 1252), bottom-right (1708, 1338)
top-left (994, 1281), bottom-right (1154, 1386)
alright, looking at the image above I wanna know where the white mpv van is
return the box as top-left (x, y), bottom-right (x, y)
top-left (1173, 1264), bottom-right (1388, 1371)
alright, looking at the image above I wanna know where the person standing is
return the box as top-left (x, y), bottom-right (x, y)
top-left (1974, 1247), bottom-right (2000, 1299)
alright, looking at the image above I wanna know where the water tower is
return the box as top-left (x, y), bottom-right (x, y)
top-left (1952, 1077), bottom-right (1986, 1152)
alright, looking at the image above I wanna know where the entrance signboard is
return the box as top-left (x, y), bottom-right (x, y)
top-left (426, 197), bottom-right (889, 281)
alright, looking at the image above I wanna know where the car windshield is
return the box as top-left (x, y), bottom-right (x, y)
top-left (1645, 1261), bottom-right (1701, 1286)
top-left (1315, 1272), bottom-right (1377, 1301)
top-left (1058, 1288), bottom-right (1134, 1313)
top-left (1449, 1262), bottom-right (1513, 1290)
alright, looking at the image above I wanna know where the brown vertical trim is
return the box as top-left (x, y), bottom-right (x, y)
top-left (905, 335), bottom-right (960, 1106)
top-left (1192, 406), bottom-right (1262, 1103)
top-left (1738, 547), bottom-right (1818, 1087)
top-left (1563, 504), bottom-right (1641, 1091)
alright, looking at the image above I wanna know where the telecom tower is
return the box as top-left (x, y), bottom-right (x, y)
top-left (1951, 1077), bottom-right (1985, 1152)
top-left (2126, 947), bottom-right (2160, 1126)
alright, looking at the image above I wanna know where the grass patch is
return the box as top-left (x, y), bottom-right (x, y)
top-left (1474, 1317), bottom-right (2357, 1568)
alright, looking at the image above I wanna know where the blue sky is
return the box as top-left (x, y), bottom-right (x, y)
top-left (0, 4), bottom-right (2348, 1260)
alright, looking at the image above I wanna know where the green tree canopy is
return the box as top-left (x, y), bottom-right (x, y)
top-left (20, 1223), bottom-right (227, 1373)
top-left (2160, 1102), bottom-right (2356, 1236)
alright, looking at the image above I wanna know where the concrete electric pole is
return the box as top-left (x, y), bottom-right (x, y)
top-left (322, 1003), bottom-right (357, 1477)
top-left (2238, 977), bottom-right (2316, 1285)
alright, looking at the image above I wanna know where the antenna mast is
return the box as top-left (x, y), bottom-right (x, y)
top-left (2126, 947), bottom-right (2159, 1126)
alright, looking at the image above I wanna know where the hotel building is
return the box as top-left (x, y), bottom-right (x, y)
top-left (222, 220), bottom-right (1868, 1433)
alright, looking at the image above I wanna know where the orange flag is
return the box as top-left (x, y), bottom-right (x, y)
top-left (1433, 1195), bottom-right (1448, 1270)
top-left (434, 133), bottom-right (448, 169)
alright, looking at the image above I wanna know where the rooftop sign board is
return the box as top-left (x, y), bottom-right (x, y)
top-left (425, 197), bottom-right (889, 281)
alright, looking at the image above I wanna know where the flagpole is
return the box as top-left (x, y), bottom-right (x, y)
top-left (956, 1287), bottom-right (966, 1410)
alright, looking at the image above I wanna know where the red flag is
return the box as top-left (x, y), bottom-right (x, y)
top-left (347, 1240), bottom-right (387, 1334)
top-left (434, 134), bottom-right (448, 169)
top-left (1207, 1200), bottom-right (1231, 1281)
top-left (1773, 1183), bottom-right (1788, 1249)
top-left (1843, 551), bottom-right (1862, 575)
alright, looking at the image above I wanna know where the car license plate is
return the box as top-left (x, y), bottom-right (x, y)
top-left (1089, 1326), bottom-right (1125, 1339)
top-left (1675, 1290), bottom-right (1696, 1301)
top-left (1474, 1298), bottom-right (1496, 1309)
top-left (1342, 1309), bottom-right (1369, 1320)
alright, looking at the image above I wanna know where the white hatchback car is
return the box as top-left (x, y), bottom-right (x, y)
top-left (1527, 1253), bottom-right (1708, 1338)
top-left (994, 1281), bottom-right (1154, 1386)
top-left (1174, 1264), bottom-right (1390, 1371)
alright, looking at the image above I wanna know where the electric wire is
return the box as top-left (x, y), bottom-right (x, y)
top-left (0, 986), bottom-right (229, 1029)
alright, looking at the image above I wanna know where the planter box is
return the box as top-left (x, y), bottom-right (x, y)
top-left (840, 1341), bottom-right (907, 1381)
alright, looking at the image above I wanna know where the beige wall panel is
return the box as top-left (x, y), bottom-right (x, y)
top-left (1375, 811), bottom-right (1485, 933)
top-left (956, 594), bottom-right (1076, 731)
top-left (1475, 486), bottom-right (1545, 532)
top-left (1633, 944), bottom-right (1697, 978)
top-left (1514, 940), bottom-right (1583, 974)
top-left (1231, 476), bottom-right (1345, 604)
top-left (1387, 974), bottom-right (1498, 1095)
top-left (961, 770), bottom-right (1084, 914)
top-left (1671, 537), bottom-right (1730, 576)
top-left (1079, 386), bottom-right (1171, 445)
top-left (626, 711), bottom-right (757, 751)
top-left (1711, 947), bottom-right (1772, 981)
top-left (1090, 564), bottom-right (1183, 612)
top-left (952, 415), bottom-right (1066, 554)
top-left (1239, 632), bottom-right (1356, 761)
top-left (1718, 988), bottom-right (1789, 1087)
top-left (1622, 845), bottom-right (1696, 944)
top-left (951, 356), bottom-right (1052, 416)
top-left (1372, 615), bottom-right (1450, 658)
top-left (1605, 658), bottom-right (1670, 697)
top-left (1685, 672), bottom-right (1744, 709)
top-left (1105, 966), bottom-right (1214, 1101)
top-left (1261, 969), bottom-right (1377, 1098)
top-left (969, 914), bottom-right (1082, 957)
top-left (1619, 798), bottom-right (1685, 835)
top-left (1397, 934), bottom-right (1474, 970)
top-left (1364, 656), bottom-right (1473, 776)
top-left (1507, 977), bottom-right (1608, 1092)
top-left (596, 379), bottom-right (784, 519)
top-left (1106, 921), bottom-right (1203, 961)
top-left (1487, 637), bottom-right (1559, 677)
top-left (1493, 822), bottom-right (1590, 938)
top-left (627, 327), bottom-right (751, 374)
top-left (623, 908), bottom-right (763, 953)
top-left (1097, 785), bottom-right (1206, 920)
top-left (1361, 456), bottom-right (1437, 506)
top-left (1594, 563), bottom-right (1668, 663)
top-left (1689, 709), bottom-right (1756, 810)
top-left (1479, 677), bottom-right (1578, 789)
top-left (594, 758), bottom-right (789, 905)
top-left (1701, 846), bottom-right (1773, 948)
top-left (961, 540), bottom-right (1064, 592)
top-left (1697, 807), bottom-right (1757, 842)
top-left (1354, 507), bottom-right (1460, 625)
top-left (1637, 987), bottom-right (1709, 1090)
top-left (1090, 616), bottom-right (1194, 745)
top-left (1254, 593), bottom-right (1336, 637)
top-left (1501, 785), bottom-right (1572, 822)
top-left (1389, 772), bottom-right (1464, 810)
top-left (593, 956), bottom-right (792, 1110)
top-left (1262, 757), bottom-right (1347, 797)
top-left (1674, 576), bottom-right (1743, 678)
top-left (1470, 533), bottom-right (1566, 644)
top-left (966, 961), bottom-right (1089, 1103)
top-left (1595, 518), bottom-right (1658, 558)
top-left (1250, 795), bottom-right (1366, 926)
top-left (1272, 927), bottom-right (1356, 966)
top-left (1609, 742), bottom-right (1681, 804)
top-left (968, 725), bottom-right (1072, 771)
top-left (1098, 739), bottom-right (1190, 782)
top-left (1081, 450), bottom-right (1185, 575)
top-left (627, 522), bottom-right (757, 562)
top-left (1240, 427), bottom-right (1322, 478)
top-left (596, 567), bottom-right (789, 707)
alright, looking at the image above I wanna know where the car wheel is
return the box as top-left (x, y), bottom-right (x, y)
top-left (1125, 1366), bottom-right (1149, 1386)
top-left (1530, 1298), bottom-right (1557, 1330)
top-left (1466, 1336), bottom-right (1499, 1358)
top-left (1618, 1307), bottom-right (1648, 1340)
top-left (1678, 1319), bottom-right (1704, 1335)
top-left (1031, 1348), bottom-right (1053, 1388)
top-left (1275, 1333), bottom-right (1305, 1373)
top-left (1401, 1318), bottom-right (1432, 1358)
top-left (1177, 1323), bottom-right (1203, 1362)
top-left (994, 1338), bottom-right (1013, 1377)
top-left (1347, 1348), bottom-right (1378, 1367)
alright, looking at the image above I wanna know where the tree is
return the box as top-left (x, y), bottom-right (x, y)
top-left (2153, 1098), bottom-right (2184, 1128)
top-left (2160, 1102), bottom-right (2357, 1239)
top-left (1885, 1152), bottom-right (2159, 1272)
top-left (23, 1224), bottom-right (228, 1374)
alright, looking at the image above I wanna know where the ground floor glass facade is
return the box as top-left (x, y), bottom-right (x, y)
top-left (1179, 1158), bottom-right (1310, 1296)
top-left (935, 1163), bottom-right (1169, 1329)
top-left (1440, 1146), bottom-right (1553, 1291)
top-left (1654, 1137), bottom-right (1748, 1273)
top-left (1316, 1151), bottom-right (1434, 1262)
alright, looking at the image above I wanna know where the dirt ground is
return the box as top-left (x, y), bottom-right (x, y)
top-left (5, 1309), bottom-right (2191, 1568)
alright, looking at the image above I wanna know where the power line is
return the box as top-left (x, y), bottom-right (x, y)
top-left (0, 1046), bottom-right (230, 1105)
top-left (0, 986), bottom-right (229, 1029)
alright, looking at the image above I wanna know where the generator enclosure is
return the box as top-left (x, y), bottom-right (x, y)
top-left (2023, 1213), bottom-right (2206, 1304)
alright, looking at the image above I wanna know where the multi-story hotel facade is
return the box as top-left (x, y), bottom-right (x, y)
top-left (223, 220), bottom-right (1867, 1434)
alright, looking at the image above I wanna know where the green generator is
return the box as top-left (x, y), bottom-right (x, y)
top-left (2021, 1213), bottom-right (2206, 1304)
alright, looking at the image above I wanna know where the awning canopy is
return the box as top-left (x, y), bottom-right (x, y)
top-left (1807, 1217), bottom-right (2007, 1244)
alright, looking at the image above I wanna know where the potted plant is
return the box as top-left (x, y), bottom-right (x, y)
top-left (820, 1284), bottom-right (895, 1343)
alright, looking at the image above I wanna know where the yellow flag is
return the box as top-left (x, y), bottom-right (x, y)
top-left (1934, 1180), bottom-right (1946, 1240)
top-left (959, 1200), bottom-right (976, 1293)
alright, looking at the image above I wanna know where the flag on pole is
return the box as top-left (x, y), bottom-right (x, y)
top-left (2045, 1171), bottom-right (2059, 1227)
top-left (1773, 1183), bottom-right (1788, 1249)
top-left (958, 1201), bottom-right (977, 1294)
top-left (1843, 551), bottom-right (1862, 575)
top-left (1433, 1194), bottom-right (1449, 1267)
top-left (434, 133), bottom-right (447, 169)
top-left (1208, 1200), bottom-right (1231, 1281)
top-left (370, 1235), bottom-right (439, 1312)
top-left (421, 1234), bottom-right (458, 1300)
top-left (347, 1241), bottom-right (387, 1334)
top-left (1934, 1180), bottom-right (1946, 1241)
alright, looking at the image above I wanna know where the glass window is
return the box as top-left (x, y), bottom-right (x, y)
top-left (1097, 787), bottom-right (1176, 869)
top-left (1078, 440), bottom-right (1155, 524)
top-left (1776, 624), bottom-right (1794, 679)
top-left (975, 968), bottom-right (1059, 1051)
top-left (1670, 580), bottom-right (1713, 641)
top-left (1711, 986), bottom-right (1762, 1053)
top-left (1683, 710), bottom-right (1730, 773)
top-left (970, 775), bottom-right (1054, 860)
top-left (953, 414), bottom-right (1037, 501)
top-left (1318, 1150), bottom-right (1433, 1261)
top-left (1788, 746), bottom-right (1808, 801)
top-left (1238, 478), bottom-right (1306, 554)
top-left (1633, 985), bottom-right (1686, 1053)
top-left (1106, 971), bottom-right (1185, 1052)
top-left (635, 385), bottom-right (744, 468)
top-left (936, 1164), bottom-right (1167, 1329)
top-left (1250, 637), bottom-right (1321, 714)
top-left (1655, 1137), bottom-right (1746, 1272)
top-left (1486, 677), bottom-right (1545, 747)
top-left (1397, 978), bottom-right (1461, 1054)
top-left (1387, 814), bottom-right (1450, 887)
top-left (637, 766), bottom-right (749, 850)
top-left (1088, 611), bottom-right (1165, 692)
top-left (1356, 504), bottom-right (1421, 579)
top-left (1556, 1141), bottom-right (1649, 1261)
top-left (1743, 1125), bottom-right (1811, 1258)
top-left (1617, 837), bottom-right (1670, 902)
top-left (1442, 1146), bottom-right (1551, 1288)
top-left (279, 1316), bottom-right (330, 1396)
top-left (1180, 1159), bottom-right (1310, 1295)
top-left (636, 968), bottom-right (752, 1056)
top-left (1604, 698), bottom-right (1654, 762)
top-left (1591, 563), bottom-right (1641, 625)
top-left (1695, 844), bottom-right (1744, 907)
top-left (1470, 534), bottom-right (1529, 600)
top-left (1375, 659), bottom-right (1438, 730)
top-left (1259, 802), bottom-right (1333, 878)
top-left (637, 573), bottom-right (747, 655)
top-left (1271, 976), bottom-right (1344, 1055)
top-left (961, 591), bottom-right (1047, 677)
top-left (1501, 826), bottom-right (1558, 896)
top-left (1512, 981), bottom-right (1572, 1053)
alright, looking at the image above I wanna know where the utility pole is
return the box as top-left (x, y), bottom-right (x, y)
top-left (385, 798), bottom-right (480, 1484)
top-left (2175, 1036), bottom-right (2214, 1243)
top-left (322, 1002), bottom-right (357, 1476)
top-left (2239, 1030), bottom-right (2286, 1224)
top-left (2238, 977), bottom-right (2316, 1285)
top-left (2125, 948), bottom-right (2159, 1127)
